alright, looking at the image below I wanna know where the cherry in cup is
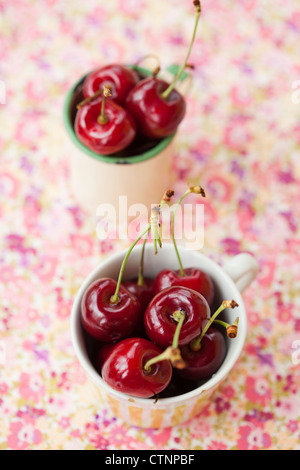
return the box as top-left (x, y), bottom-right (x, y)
top-left (125, 1), bottom-right (202, 139)
top-left (83, 64), bottom-right (139, 106)
top-left (178, 300), bottom-right (239, 381)
top-left (75, 86), bottom-right (136, 155)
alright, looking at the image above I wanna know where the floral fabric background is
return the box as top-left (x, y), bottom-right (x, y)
top-left (0, 0), bottom-right (300, 450)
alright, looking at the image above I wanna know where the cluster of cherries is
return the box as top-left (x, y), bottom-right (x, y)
top-left (80, 187), bottom-right (239, 399)
top-left (74, 1), bottom-right (202, 156)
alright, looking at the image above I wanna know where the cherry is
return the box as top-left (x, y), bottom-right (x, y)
top-left (102, 337), bottom-right (172, 398)
top-left (178, 300), bottom-right (239, 381)
top-left (81, 278), bottom-right (141, 342)
top-left (75, 86), bottom-right (136, 155)
top-left (94, 342), bottom-right (117, 373)
top-left (178, 327), bottom-right (226, 381)
top-left (124, 1), bottom-right (202, 139)
top-left (83, 64), bottom-right (139, 106)
top-left (144, 286), bottom-right (209, 349)
top-left (154, 185), bottom-right (215, 306)
top-left (154, 267), bottom-right (215, 307)
top-left (123, 278), bottom-right (155, 312)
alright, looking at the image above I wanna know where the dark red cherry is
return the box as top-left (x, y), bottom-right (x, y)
top-left (122, 278), bottom-right (155, 312)
top-left (154, 268), bottom-right (215, 307)
top-left (93, 342), bottom-right (117, 374)
top-left (80, 278), bottom-right (141, 342)
top-left (83, 64), bottom-right (139, 105)
top-left (75, 94), bottom-right (136, 155)
top-left (102, 337), bottom-right (172, 398)
top-left (144, 286), bottom-right (209, 349)
top-left (178, 327), bottom-right (226, 381)
top-left (125, 77), bottom-right (186, 139)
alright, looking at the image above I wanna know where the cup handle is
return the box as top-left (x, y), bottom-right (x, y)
top-left (223, 253), bottom-right (259, 293)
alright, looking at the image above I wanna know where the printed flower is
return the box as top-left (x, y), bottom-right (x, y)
top-left (245, 376), bottom-right (272, 407)
top-left (7, 416), bottom-right (42, 450)
top-left (237, 420), bottom-right (272, 450)
top-left (19, 373), bottom-right (45, 402)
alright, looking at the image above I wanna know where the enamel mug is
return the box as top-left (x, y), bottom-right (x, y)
top-left (70, 244), bottom-right (259, 428)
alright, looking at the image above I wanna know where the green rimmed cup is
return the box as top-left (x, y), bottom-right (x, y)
top-left (63, 64), bottom-right (188, 215)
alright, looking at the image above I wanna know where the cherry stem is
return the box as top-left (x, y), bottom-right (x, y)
top-left (213, 317), bottom-right (239, 339)
top-left (190, 300), bottom-right (239, 351)
top-left (137, 227), bottom-right (150, 287)
top-left (76, 89), bottom-right (103, 110)
top-left (111, 190), bottom-right (174, 303)
top-left (161, 0), bottom-right (202, 100)
top-left (110, 225), bottom-right (150, 304)
top-left (171, 185), bottom-right (206, 276)
top-left (144, 311), bottom-right (186, 372)
top-left (97, 86), bottom-right (112, 125)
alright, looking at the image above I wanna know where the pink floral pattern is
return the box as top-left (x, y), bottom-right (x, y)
top-left (0, 0), bottom-right (299, 450)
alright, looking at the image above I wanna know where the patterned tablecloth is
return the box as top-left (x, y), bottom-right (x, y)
top-left (0, 0), bottom-right (300, 450)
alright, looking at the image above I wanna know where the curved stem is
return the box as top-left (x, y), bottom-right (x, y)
top-left (111, 225), bottom-right (150, 304)
top-left (171, 189), bottom-right (192, 276)
top-left (144, 311), bottom-right (186, 372)
top-left (190, 300), bottom-right (239, 351)
top-left (161, 1), bottom-right (202, 100)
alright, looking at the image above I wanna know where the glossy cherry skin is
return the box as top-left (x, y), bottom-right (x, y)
top-left (75, 96), bottom-right (136, 155)
top-left (122, 278), bottom-right (155, 312)
top-left (144, 286), bottom-right (209, 349)
top-left (102, 337), bottom-right (172, 398)
top-left (154, 268), bottom-right (215, 307)
top-left (125, 77), bottom-right (186, 139)
top-left (178, 327), bottom-right (226, 381)
top-left (81, 278), bottom-right (141, 342)
top-left (83, 64), bottom-right (139, 105)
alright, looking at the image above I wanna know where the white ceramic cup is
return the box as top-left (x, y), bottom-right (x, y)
top-left (71, 243), bottom-right (259, 428)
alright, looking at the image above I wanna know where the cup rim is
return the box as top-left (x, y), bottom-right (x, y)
top-left (70, 244), bottom-right (247, 406)
top-left (62, 65), bottom-right (176, 165)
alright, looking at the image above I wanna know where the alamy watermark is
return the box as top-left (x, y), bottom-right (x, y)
top-left (95, 196), bottom-right (205, 251)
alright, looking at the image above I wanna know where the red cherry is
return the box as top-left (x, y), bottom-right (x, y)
top-left (102, 337), bottom-right (172, 398)
top-left (83, 64), bottom-right (139, 105)
top-left (75, 93), bottom-right (136, 155)
top-left (125, 77), bottom-right (186, 139)
top-left (93, 342), bottom-right (117, 374)
top-left (144, 286), bottom-right (209, 349)
top-left (154, 268), bottom-right (215, 307)
top-left (80, 278), bottom-right (141, 342)
top-left (122, 278), bottom-right (155, 312)
top-left (178, 327), bottom-right (226, 381)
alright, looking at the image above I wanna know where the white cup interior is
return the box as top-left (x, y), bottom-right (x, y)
top-left (71, 243), bottom-right (247, 405)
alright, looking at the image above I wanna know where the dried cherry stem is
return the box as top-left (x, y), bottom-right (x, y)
top-left (171, 185), bottom-right (205, 276)
top-left (111, 190), bottom-right (174, 303)
top-left (213, 317), bottom-right (239, 338)
top-left (97, 86), bottom-right (112, 125)
top-left (189, 300), bottom-right (239, 352)
top-left (76, 89), bottom-right (103, 110)
top-left (144, 310), bottom-right (186, 372)
top-left (161, 0), bottom-right (202, 100)
top-left (151, 189), bottom-right (175, 255)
